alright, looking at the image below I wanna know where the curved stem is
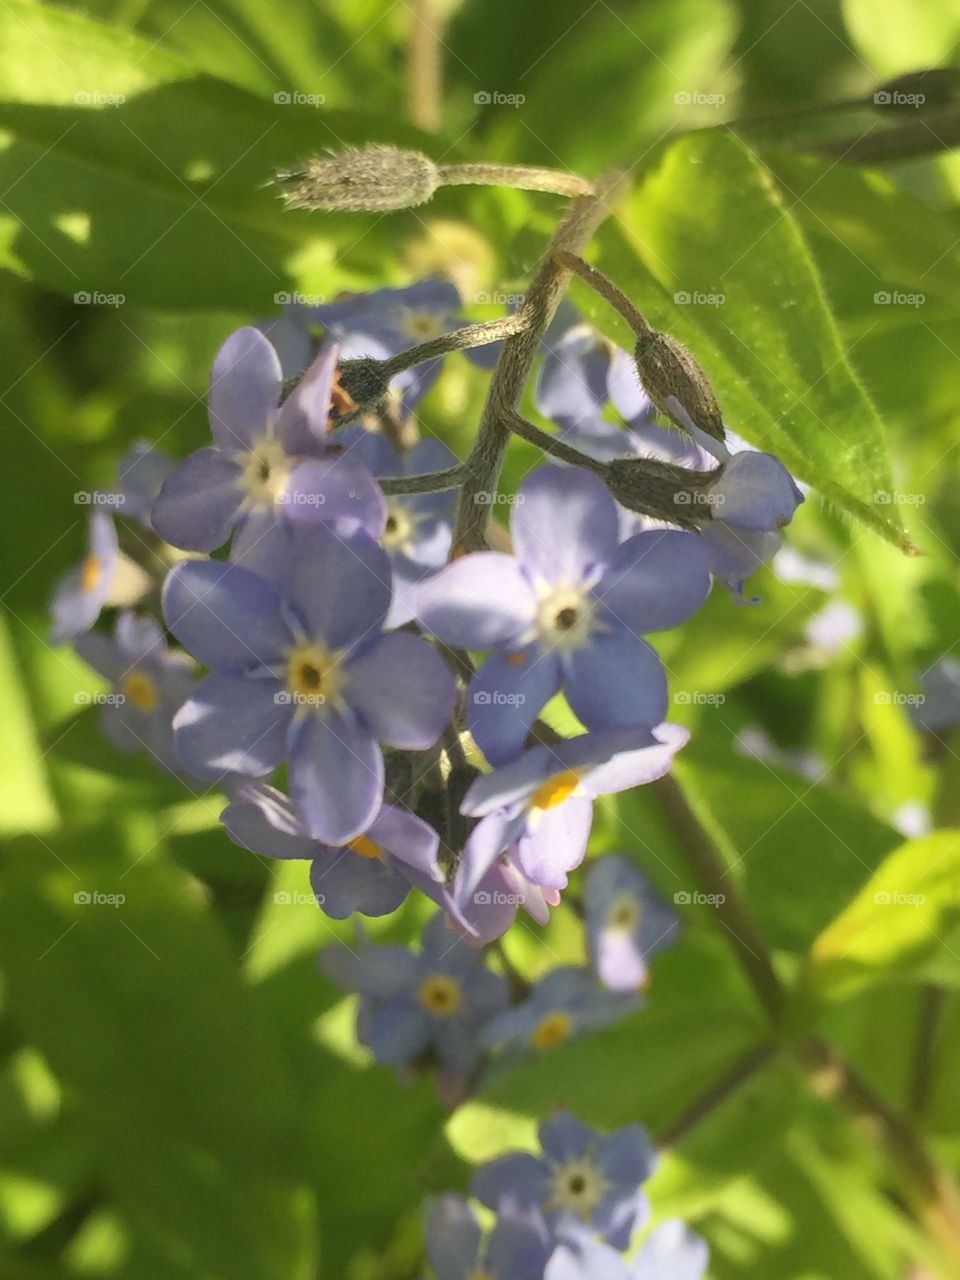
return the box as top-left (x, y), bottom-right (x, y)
top-left (504, 412), bottom-right (608, 474)
top-left (453, 168), bottom-right (629, 552)
top-left (407, 0), bottom-right (442, 132)
top-left (553, 250), bottom-right (654, 340)
top-left (657, 1043), bottom-right (775, 1148)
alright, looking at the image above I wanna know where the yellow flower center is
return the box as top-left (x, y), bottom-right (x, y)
top-left (81, 554), bottom-right (103, 593)
top-left (546, 1156), bottom-right (610, 1219)
top-left (381, 501), bottom-right (416, 552)
top-left (285, 643), bottom-right (342, 708)
top-left (531, 1010), bottom-right (572, 1049)
top-left (121, 670), bottom-right (159, 712)
top-left (418, 974), bottom-right (462, 1016)
top-left (531, 770), bottom-right (580, 812)
top-left (607, 892), bottom-right (640, 932)
top-left (239, 434), bottom-right (290, 508)
top-left (401, 308), bottom-right (445, 341)
top-left (347, 834), bottom-right (383, 861)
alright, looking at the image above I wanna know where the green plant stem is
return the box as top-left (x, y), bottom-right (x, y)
top-left (909, 984), bottom-right (947, 1120)
top-left (378, 466), bottom-right (465, 496)
top-left (407, 0), bottom-right (442, 132)
top-left (504, 412), bottom-right (608, 473)
top-left (437, 163), bottom-right (594, 199)
top-left (383, 313), bottom-right (529, 377)
top-left (452, 168), bottom-right (629, 551)
top-left (657, 1043), bottom-right (776, 1147)
top-left (651, 773), bottom-right (785, 1023)
top-left (553, 249), bottom-right (654, 339)
top-left (815, 104), bottom-right (960, 163)
top-left (800, 1038), bottom-right (960, 1268)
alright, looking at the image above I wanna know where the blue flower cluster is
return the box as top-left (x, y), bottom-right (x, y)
top-left (423, 1110), bottom-right (708, 1279)
top-left (320, 856), bottom-right (679, 1099)
top-left (52, 276), bottom-right (802, 941)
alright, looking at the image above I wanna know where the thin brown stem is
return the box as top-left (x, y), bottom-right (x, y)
top-left (651, 774), bottom-right (784, 1024)
top-left (657, 1043), bottom-right (776, 1148)
top-left (407, 0), bottom-right (442, 132)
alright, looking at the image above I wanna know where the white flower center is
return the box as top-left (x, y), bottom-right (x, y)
top-left (239, 434), bottom-right (291, 509)
top-left (534, 581), bottom-right (597, 653)
top-left (546, 1155), bottom-right (610, 1220)
top-left (381, 500), bottom-right (418, 553)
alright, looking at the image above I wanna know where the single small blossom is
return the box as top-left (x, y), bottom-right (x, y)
top-left (456, 725), bottom-right (689, 896)
top-left (545, 1218), bottom-right (709, 1280)
top-left (480, 967), bottom-right (638, 1057)
top-left (162, 524), bottom-right (456, 843)
top-left (73, 611), bottom-right (195, 773)
top-left (471, 1108), bottom-right (655, 1251)
top-left (308, 278), bottom-right (464, 412)
top-left (334, 428), bottom-right (457, 626)
top-left (152, 329), bottom-right (384, 553)
top-left (445, 840), bottom-right (562, 947)
top-left (424, 1194), bottom-right (550, 1280)
top-left (50, 511), bottom-right (120, 644)
top-left (221, 777), bottom-right (443, 918)
top-left (913, 656), bottom-right (960, 733)
top-left (416, 465), bottom-right (711, 764)
top-left (584, 855), bottom-right (681, 992)
top-left (319, 912), bottom-right (509, 1076)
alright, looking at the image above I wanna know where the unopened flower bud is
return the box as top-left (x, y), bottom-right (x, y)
top-left (634, 332), bottom-right (726, 446)
top-left (335, 357), bottom-right (391, 411)
top-left (274, 145), bottom-right (439, 212)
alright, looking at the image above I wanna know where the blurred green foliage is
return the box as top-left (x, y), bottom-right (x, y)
top-left (3, 0), bottom-right (960, 1277)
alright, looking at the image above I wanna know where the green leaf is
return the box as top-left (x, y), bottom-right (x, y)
top-left (594, 132), bottom-right (914, 552)
top-left (0, 827), bottom-right (318, 1279)
top-left (805, 830), bottom-right (960, 1000)
top-left (671, 724), bottom-right (901, 952)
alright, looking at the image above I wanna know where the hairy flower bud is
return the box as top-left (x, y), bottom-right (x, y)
top-left (335, 357), bottom-right (392, 411)
top-left (633, 332), bottom-right (726, 445)
top-left (274, 146), bottom-right (439, 212)
top-left (604, 455), bottom-right (718, 528)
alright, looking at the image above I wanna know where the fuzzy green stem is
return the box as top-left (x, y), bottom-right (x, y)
top-left (437, 162), bottom-right (593, 199)
top-left (453, 168), bottom-right (629, 552)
